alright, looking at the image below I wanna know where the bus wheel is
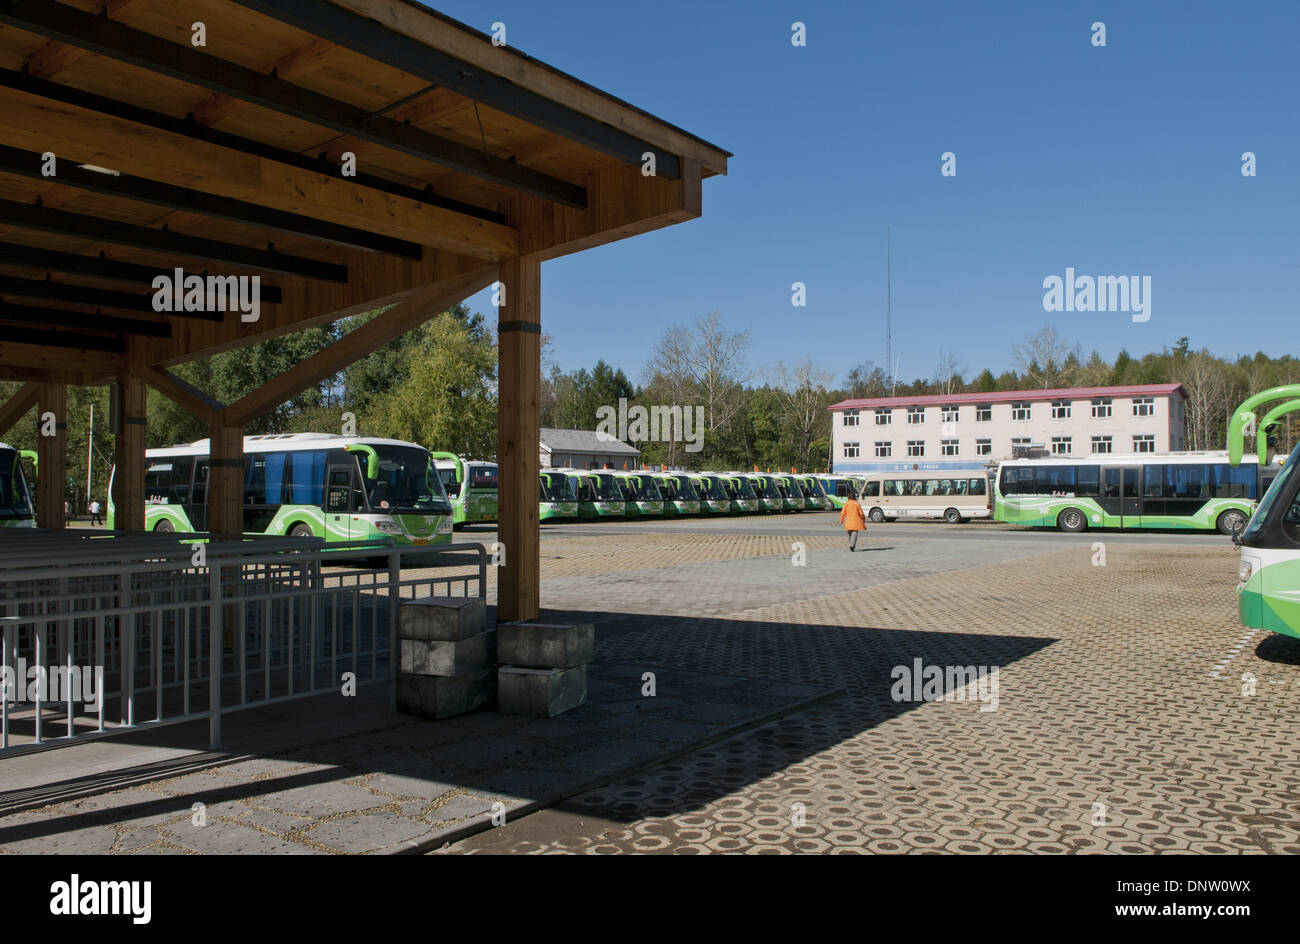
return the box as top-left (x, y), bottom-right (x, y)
top-left (1057, 508), bottom-right (1087, 533)
top-left (944, 507), bottom-right (961, 524)
top-left (869, 507), bottom-right (885, 523)
top-left (154, 519), bottom-right (174, 533)
top-left (1217, 509), bottom-right (1248, 536)
top-left (289, 523), bottom-right (314, 538)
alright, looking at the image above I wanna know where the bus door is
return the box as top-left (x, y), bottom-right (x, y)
top-left (189, 460), bottom-right (209, 531)
top-left (325, 464), bottom-right (357, 540)
top-left (1101, 466), bottom-right (1140, 525)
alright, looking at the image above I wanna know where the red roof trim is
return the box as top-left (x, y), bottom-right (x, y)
top-left (829, 383), bottom-right (1185, 411)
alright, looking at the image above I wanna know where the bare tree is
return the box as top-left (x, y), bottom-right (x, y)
top-left (1012, 326), bottom-right (1072, 389)
top-left (1176, 351), bottom-right (1234, 450)
top-left (680, 310), bottom-right (751, 434)
top-left (770, 359), bottom-right (835, 468)
top-left (643, 323), bottom-right (694, 464)
top-left (933, 348), bottom-right (963, 396)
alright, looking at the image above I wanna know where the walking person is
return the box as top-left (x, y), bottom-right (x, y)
top-left (64, 499), bottom-right (73, 525)
top-left (90, 498), bottom-right (102, 526)
top-left (840, 491), bottom-right (866, 551)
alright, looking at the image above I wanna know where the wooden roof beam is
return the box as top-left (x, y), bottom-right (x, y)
top-left (0, 0), bottom-right (587, 208)
top-left (0, 380), bottom-right (40, 438)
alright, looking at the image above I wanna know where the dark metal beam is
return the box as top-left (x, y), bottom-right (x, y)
top-left (0, 68), bottom-right (506, 226)
top-left (0, 274), bottom-right (156, 313)
top-left (0, 241), bottom-right (283, 303)
top-left (0, 199), bottom-right (348, 282)
top-left (0, 0), bottom-right (587, 208)
top-left (0, 325), bottom-right (127, 352)
top-left (0, 144), bottom-right (421, 259)
top-left (0, 300), bottom-right (171, 337)
top-left (230, 0), bottom-right (681, 180)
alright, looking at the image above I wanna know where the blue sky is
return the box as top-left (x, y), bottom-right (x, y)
top-left (436, 0), bottom-right (1299, 388)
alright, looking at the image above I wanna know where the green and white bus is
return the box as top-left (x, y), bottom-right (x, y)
top-left (0, 443), bottom-right (35, 529)
top-left (793, 474), bottom-right (830, 511)
top-left (540, 469), bottom-right (579, 521)
top-left (994, 452), bottom-right (1266, 535)
top-left (818, 474), bottom-right (862, 510)
top-left (617, 472), bottom-right (664, 518)
top-left (575, 470), bottom-right (626, 519)
top-left (717, 474), bottom-right (760, 514)
top-left (1232, 384), bottom-right (1300, 638)
top-left (431, 453), bottom-right (497, 529)
top-left (108, 433), bottom-right (453, 545)
top-left (652, 472), bottom-right (702, 517)
top-left (743, 474), bottom-right (784, 514)
top-left (689, 474), bottom-right (734, 515)
top-left (773, 474), bottom-right (807, 512)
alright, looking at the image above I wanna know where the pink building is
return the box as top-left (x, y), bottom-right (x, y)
top-left (828, 383), bottom-right (1187, 474)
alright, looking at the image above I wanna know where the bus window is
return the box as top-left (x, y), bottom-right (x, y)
top-left (469, 467), bottom-right (498, 490)
top-left (1213, 463), bottom-right (1255, 499)
top-left (1038, 466), bottom-right (1075, 494)
top-left (1143, 465), bottom-right (1164, 499)
top-left (326, 469), bottom-right (352, 513)
top-left (1075, 465), bottom-right (1100, 497)
top-left (288, 450), bottom-right (327, 505)
top-left (862, 481), bottom-right (879, 498)
top-left (968, 478), bottom-right (986, 496)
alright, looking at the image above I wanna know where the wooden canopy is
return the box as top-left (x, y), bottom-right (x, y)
top-left (0, 0), bottom-right (728, 620)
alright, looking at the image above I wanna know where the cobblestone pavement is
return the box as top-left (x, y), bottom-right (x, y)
top-left (441, 522), bottom-right (1300, 854)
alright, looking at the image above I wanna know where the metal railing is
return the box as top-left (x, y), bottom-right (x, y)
top-left (0, 531), bottom-right (486, 756)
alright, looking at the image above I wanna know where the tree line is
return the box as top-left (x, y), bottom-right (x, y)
top-left (2, 312), bottom-right (1295, 503)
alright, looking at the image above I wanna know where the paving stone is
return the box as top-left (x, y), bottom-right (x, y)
top-left (167, 820), bottom-right (319, 855)
top-left (498, 664), bottom-right (587, 718)
top-left (303, 811), bottom-right (432, 853)
top-left (252, 780), bottom-right (388, 818)
top-left (497, 621), bottom-right (595, 669)
top-left (399, 596), bottom-right (487, 642)
top-left (400, 631), bottom-right (495, 676)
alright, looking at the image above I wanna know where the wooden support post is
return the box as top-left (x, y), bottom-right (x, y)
top-left (207, 424), bottom-right (244, 538)
top-left (496, 254), bottom-right (542, 623)
top-left (35, 382), bottom-right (66, 529)
top-left (111, 374), bottom-right (146, 531)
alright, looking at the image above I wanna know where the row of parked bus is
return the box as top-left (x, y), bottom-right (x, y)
top-left (539, 469), bottom-right (845, 520)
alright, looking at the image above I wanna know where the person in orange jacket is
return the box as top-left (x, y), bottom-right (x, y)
top-left (840, 492), bottom-right (867, 551)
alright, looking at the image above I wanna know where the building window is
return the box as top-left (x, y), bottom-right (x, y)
top-left (1091, 398), bottom-right (1112, 418)
top-left (941, 406), bottom-right (959, 424)
top-left (1051, 400), bottom-right (1071, 420)
top-left (907, 407), bottom-right (925, 425)
top-left (907, 440), bottom-right (925, 457)
top-left (1011, 402), bottom-right (1031, 421)
top-left (843, 409), bottom-right (860, 427)
top-left (1091, 435), bottom-right (1113, 454)
top-left (874, 409), bottom-right (892, 426)
top-left (1133, 434), bottom-right (1155, 453)
top-left (1132, 397), bottom-right (1155, 417)
top-left (975, 405), bottom-right (992, 422)
top-left (874, 441), bottom-right (891, 458)
top-left (843, 441), bottom-right (860, 459)
top-left (975, 439), bottom-right (992, 456)
top-left (941, 440), bottom-right (959, 457)
top-left (1051, 436), bottom-right (1072, 455)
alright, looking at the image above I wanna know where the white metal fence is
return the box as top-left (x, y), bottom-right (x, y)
top-left (0, 531), bottom-right (486, 756)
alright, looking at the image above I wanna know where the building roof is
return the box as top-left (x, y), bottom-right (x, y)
top-left (539, 428), bottom-right (641, 456)
top-left (828, 383), bottom-right (1186, 412)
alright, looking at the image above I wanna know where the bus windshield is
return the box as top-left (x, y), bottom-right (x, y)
top-left (0, 449), bottom-right (33, 518)
top-left (756, 477), bottom-right (780, 499)
top-left (1241, 446), bottom-right (1300, 544)
top-left (365, 446), bottom-right (450, 514)
top-left (467, 465), bottom-right (498, 490)
top-left (590, 474), bottom-right (622, 501)
top-left (635, 477), bottom-right (662, 500)
top-left (698, 477), bottom-right (728, 501)
top-left (670, 477), bottom-right (699, 500)
top-left (541, 474), bottom-right (576, 502)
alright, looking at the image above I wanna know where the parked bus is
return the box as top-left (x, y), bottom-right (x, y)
top-left (690, 474), bottom-right (734, 515)
top-left (794, 474), bottom-right (830, 511)
top-left (653, 472), bottom-right (701, 517)
top-left (539, 469), bottom-right (579, 521)
top-left (107, 433), bottom-right (453, 545)
top-left (1231, 384), bottom-right (1300, 638)
top-left (743, 473), bottom-right (785, 514)
top-left (860, 469), bottom-right (992, 524)
top-left (818, 474), bottom-right (862, 510)
top-left (994, 452), bottom-right (1263, 534)
top-left (0, 443), bottom-right (35, 528)
top-left (719, 474), bottom-right (760, 514)
top-left (575, 470), bottom-right (626, 518)
top-left (431, 453), bottom-right (497, 529)
top-left (617, 472), bottom-right (664, 518)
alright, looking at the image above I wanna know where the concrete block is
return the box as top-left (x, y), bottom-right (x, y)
top-left (496, 621), bottom-right (594, 669)
top-left (399, 596), bottom-right (486, 641)
top-left (498, 664), bottom-right (587, 718)
top-left (400, 630), bottom-right (495, 676)
top-left (396, 668), bottom-right (496, 719)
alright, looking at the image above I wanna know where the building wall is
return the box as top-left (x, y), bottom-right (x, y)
top-left (540, 449), bottom-right (638, 470)
top-left (831, 392), bottom-right (1186, 474)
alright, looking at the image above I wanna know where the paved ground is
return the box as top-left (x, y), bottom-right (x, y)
top-left (434, 514), bottom-right (1300, 854)
top-left (5, 512), bottom-right (1293, 855)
